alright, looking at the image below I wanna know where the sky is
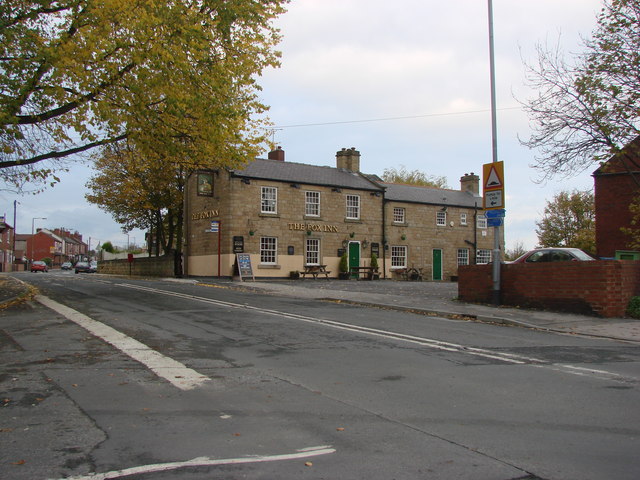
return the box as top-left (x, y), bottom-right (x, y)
top-left (1, 0), bottom-right (604, 252)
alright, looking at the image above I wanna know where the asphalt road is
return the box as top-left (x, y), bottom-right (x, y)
top-left (2, 271), bottom-right (639, 480)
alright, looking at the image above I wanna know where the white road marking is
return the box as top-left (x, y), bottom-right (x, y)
top-left (35, 295), bottom-right (210, 391)
top-left (117, 283), bottom-right (638, 385)
top-left (52, 445), bottom-right (336, 480)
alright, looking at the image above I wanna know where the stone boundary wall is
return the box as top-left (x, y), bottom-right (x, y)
top-left (458, 260), bottom-right (640, 318)
top-left (98, 256), bottom-right (175, 277)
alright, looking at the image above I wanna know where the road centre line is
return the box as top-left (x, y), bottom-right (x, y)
top-left (117, 283), bottom-right (637, 384)
top-left (53, 445), bottom-right (336, 480)
top-left (118, 283), bottom-right (532, 364)
top-left (36, 295), bottom-right (210, 391)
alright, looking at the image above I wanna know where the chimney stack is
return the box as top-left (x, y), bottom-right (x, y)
top-left (268, 146), bottom-right (285, 161)
top-left (336, 147), bottom-right (361, 172)
top-left (460, 172), bottom-right (480, 195)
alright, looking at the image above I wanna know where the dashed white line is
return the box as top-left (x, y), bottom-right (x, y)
top-left (116, 283), bottom-right (638, 385)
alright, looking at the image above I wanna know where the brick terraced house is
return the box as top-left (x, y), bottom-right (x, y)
top-left (593, 136), bottom-right (640, 258)
top-left (183, 147), bottom-right (503, 280)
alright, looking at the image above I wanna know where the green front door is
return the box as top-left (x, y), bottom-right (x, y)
top-left (349, 242), bottom-right (360, 277)
top-left (432, 249), bottom-right (443, 281)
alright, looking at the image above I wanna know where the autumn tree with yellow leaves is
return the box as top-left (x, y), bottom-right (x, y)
top-left (1, 0), bottom-right (288, 191)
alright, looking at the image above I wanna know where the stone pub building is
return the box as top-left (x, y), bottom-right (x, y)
top-left (183, 148), bottom-right (502, 280)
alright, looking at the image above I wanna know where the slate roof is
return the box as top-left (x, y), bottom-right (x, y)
top-left (231, 159), bottom-right (383, 192)
top-left (382, 182), bottom-right (482, 208)
top-left (231, 158), bottom-right (480, 207)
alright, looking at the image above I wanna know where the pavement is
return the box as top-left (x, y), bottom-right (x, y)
top-left (3, 273), bottom-right (640, 343)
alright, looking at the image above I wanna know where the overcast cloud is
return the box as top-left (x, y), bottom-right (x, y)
top-left (1, 0), bottom-right (604, 252)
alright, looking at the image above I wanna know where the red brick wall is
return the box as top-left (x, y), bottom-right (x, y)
top-left (458, 261), bottom-right (640, 318)
top-left (594, 172), bottom-right (637, 258)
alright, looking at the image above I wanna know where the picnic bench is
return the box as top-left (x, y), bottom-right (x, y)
top-left (394, 267), bottom-right (423, 281)
top-left (300, 264), bottom-right (331, 279)
top-left (350, 266), bottom-right (379, 280)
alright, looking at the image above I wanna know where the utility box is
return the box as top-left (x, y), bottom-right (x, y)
top-left (615, 250), bottom-right (640, 260)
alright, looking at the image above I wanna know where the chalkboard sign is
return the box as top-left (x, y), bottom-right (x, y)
top-left (236, 253), bottom-right (254, 281)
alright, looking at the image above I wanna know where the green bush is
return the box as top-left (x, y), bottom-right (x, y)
top-left (339, 253), bottom-right (349, 273)
top-left (626, 296), bottom-right (640, 319)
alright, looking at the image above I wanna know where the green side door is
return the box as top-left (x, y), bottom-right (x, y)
top-left (432, 249), bottom-right (443, 281)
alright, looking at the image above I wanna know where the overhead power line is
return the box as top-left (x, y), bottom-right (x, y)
top-left (273, 106), bottom-right (521, 129)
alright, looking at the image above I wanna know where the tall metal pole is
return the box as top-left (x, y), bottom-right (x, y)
top-left (488, 0), bottom-right (501, 305)
top-left (12, 200), bottom-right (17, 271)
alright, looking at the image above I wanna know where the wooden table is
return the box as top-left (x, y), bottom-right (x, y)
top-left (350, 266), bottom-right (379, 280)
top-left (300, 265), bottom-right (331, 279)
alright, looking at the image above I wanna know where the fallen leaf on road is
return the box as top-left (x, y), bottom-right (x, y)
top-left (305, 462), bottom-right (313, 467)
top-left (12, 460), bottom-right (26, 465)
top-left (336, 427), bottom-right (345, 431)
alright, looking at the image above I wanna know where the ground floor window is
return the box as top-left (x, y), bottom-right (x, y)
top-left (391, 245), bottom-right (407, 268)
top-left (306, 238), bottom-right (320, 265)
top-left (260, 237), bottom-right (277, 264)
top-left (457, 248), bottom-right (469, 266)
top-left (477, 249), bottom-right (492, 264)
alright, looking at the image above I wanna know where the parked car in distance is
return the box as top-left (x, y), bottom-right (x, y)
top-left (31, 261), bottom-right (49, 272)
top-left (61, 262), bottom-right (73, 270)
top-left (509, 248), bottom-right (596, 264)
top-left (90, 261), bottom-right (98, 273)
top-left (74, 261), bottom-right (93, 274)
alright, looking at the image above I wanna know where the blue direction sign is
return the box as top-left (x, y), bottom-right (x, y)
top-left (210, 220), bottom-right (220, 232)
top-left (485, 209), bottom-right (506, 218)
top-left (487, 217), bottom-right (503, 227)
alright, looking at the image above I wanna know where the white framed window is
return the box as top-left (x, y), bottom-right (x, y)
top-left (477, 249), bottom-right (492, 264)
top-left (346, 194), bottom-right (360, 220)
top-left (477, 214), bottom-right (487, 229)
top-left (306, 238), bottom-right (320, 265)
top-left (436, 211), bottom-right (446, 226)
top-left (260, 237), bottom-right (277, 264)
top-left (305, 191), bottom-right (320, 217)
top-left (261, 186), bottom-right (277, 214)
top-left (457, 248), bottom-right (469, 266)
top-left (393, 207), bottom-right (405, 223)
top-left (460, 213), bottom-right (467, 225)
top-left (391, 245), bottom-right (407, 268)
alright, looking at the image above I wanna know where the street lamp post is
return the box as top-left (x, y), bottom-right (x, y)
top-left (31, 217), bottom-right (47, 263)
top-left (487, 0), bottom-right (501, 305)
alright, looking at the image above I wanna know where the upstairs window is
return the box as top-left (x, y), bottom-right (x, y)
top-left (261, 186), bottom-right (277, 214)
top-left (460, 213), bottom-right (467, 225)
top-left (477, 214), bottom-right (487, 229)
top-left (346, 194), bottom-right (360, 220)
top-left (436, 211), bottom-right (446, 226)
top-left (393, 207), bottom-right (405, 223)
top-left (305, 191), bottom-right (320, 217)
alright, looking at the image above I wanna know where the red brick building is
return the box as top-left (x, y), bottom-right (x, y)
top-left (0, 216), bottom-right (14, 272)
top-left (593, 137), bottom-right (640, 258)
top-left (25, 228), bottom-right (88, 266)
